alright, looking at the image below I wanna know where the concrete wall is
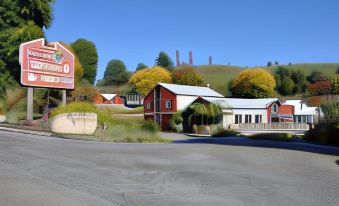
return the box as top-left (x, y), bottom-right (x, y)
top-left (50, 113), bottom-right (97, 135)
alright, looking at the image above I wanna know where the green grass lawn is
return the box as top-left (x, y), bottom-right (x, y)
top-left (109, 106), bottom-right (144, 114)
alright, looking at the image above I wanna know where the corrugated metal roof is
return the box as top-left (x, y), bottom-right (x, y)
top-left (101, 94), bottom-right (117, 101)
top-left (158, 83), bottom-right (224, 97)
top-left (202, 97), bottom-right (279, 109)
top-left (285, 100), bottom-right (318, 115)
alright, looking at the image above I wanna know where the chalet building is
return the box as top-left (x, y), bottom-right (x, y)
top-left (94, 92), bottom-right (124, 104)
top-left (190, 97), bottom-right (295, 130)
top-left (143, 83), bottom-right (223, 130)
top-left (285, 100), bottom-right (318, 124)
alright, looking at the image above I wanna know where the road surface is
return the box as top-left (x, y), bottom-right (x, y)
top-left (0, 130), bottom-right (338, 206)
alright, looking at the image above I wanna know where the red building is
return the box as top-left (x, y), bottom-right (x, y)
top-left (94, 92), bottom-right (124, 104)
top-left (144, 83), bottom-right (224, 130)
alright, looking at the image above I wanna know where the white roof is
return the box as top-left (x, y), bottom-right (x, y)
top-left (285, 100), bottom-right (318, 115)
top-left (101, 93), bottom-right (117, 101)
top-left (202, 97), bottom-right (279, 109)
top-left (158, 83), bottom-right (224, 97)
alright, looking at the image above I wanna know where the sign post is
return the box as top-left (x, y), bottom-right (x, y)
top-left (19, 38), bottom-right (74, 120)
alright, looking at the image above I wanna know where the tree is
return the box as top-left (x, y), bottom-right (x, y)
top-left (0, 0), bottom-right (54, 82)
top-left (307, 80), bottom-right (331, 96)
top-left (135, 63), bottom-right (147, 71)
top-left (231, 68), bottom-right (276, 98)
top-left (71, 38), bottom-right (98, 85)
top-left (275, 66), bottom-right (295, 95)
top-left (274, 61), bottom-right (279, 65)
top-left (103, 59), bottom-right (129, 86)
top-left (330, 75), bottom-right (339, 94)
top-left (70, 79), bottom-right (98, 102)
top-left (306, 71), bottom-right (327, 83)
top-left (267, 61), bottom-right (272, 67)
top-left (129, 66), bottom-right (172, 96)
top-left (60, 43), bottom-right (84, 83)
top-left (155, 51), bottom-right (174, 71)
top-left (291, 69), bottom-right (307, 93)
top-left (336, 67), bottom-right (339, 74)
top-left (18, 0), bottom-right (54, 29)
top-left (172, 65), bottom-right (204, 86)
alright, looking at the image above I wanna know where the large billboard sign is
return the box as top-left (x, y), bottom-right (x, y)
top-left (19, 38), bottom-right (75, 89)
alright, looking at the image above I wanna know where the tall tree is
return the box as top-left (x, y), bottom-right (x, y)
top-left (231, 68), bottom-right (276, 98)
top-left (155, 51), bottom-right (174, 71)
top-left (0, 0), bottom-right (54, 85)
top-left (71, 38), bottom-right (98, 85)
top-left (103, 59), bottom-right (129, 86)
top-left (275, 66), bottom-right (294, 95)
top-left (291, 69), bottom-right (307, 93)
top-left (135, 63), bottom-right (147, 71)
top-left (18, 0), bottom-right (54, 29)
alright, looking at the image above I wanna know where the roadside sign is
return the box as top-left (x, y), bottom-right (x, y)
top-left (19, 38), bottom-right (75, 89)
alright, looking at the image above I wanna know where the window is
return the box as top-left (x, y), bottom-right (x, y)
top-left (165, 100), bottom-right (172, 109)
top-left (245, 115), bottom-right (252, 123)
top-left (255, 115), bottom-right (262, 123)
top-left (235, 114), bottom-right (242, 124)
top-left (146, 103), bottom-right (151, 110)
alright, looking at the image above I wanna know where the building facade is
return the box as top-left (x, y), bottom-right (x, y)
top-left (144, 83), bottom-right (223, 130)
top-left (94, 92), bottom-right (124, 104)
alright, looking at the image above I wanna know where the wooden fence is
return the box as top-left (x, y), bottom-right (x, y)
top-left (239, 123), bottom-right (309, 131)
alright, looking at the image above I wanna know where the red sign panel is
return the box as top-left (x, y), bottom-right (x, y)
top-left (19, 38), bottom-right (75, 89)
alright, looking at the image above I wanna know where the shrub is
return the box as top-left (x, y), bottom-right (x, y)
top-left (141, 120), bottom-right (160, 133)
top-left (50, 101), bottom-right (113, 126)
top-left (212, 127), bottom-right (239, 137)
top-left (249, 133), bottom-right (295, 141)
top-left (169, 112), bottom-right (183, 132)
top-left (305, 123), bottom-right (339, 145)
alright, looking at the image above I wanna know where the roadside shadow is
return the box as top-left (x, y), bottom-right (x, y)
top-left (336, 160), bottom-right (339, 165)
top-left (173, 136), bottom-right (339, 156)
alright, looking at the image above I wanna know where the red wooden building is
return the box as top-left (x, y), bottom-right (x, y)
top-left (143, 83), bottom-right (224, 130)
top-left (94, 92), bottom-right (124, 104)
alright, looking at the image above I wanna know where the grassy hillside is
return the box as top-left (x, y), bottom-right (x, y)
top-left (95, 84), bottom-right (131, 95)
top-left (195, 65), bottom-right (243, 96)
top-left (194, 63), bottom-right (339, 96)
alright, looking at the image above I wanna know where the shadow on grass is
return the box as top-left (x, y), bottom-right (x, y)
top-left (173, 136), bottom-right (339, 156)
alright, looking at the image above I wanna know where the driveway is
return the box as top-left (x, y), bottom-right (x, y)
top-left (0, 130), bottom-right (338, 206)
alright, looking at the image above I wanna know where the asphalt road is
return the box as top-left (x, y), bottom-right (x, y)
top-left (0, 130), bottom-right (339, 206)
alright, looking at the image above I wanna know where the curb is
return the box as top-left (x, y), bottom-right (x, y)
top-left (0, 126), bottom-right (53, 137)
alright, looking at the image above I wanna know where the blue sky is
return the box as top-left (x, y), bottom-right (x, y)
top-left (45, 0), bottom-right (339, 81)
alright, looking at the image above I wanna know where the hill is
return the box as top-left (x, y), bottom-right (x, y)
top-left (195, 63), bottom-right (339, 96)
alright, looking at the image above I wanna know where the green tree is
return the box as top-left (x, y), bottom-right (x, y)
top-left (336, 67), bottom-right (339, 74)
top-left (275, 67), bottom-right (295, 95)
top-left (103, 59), bottom-right (129, 86)
top-left (18, 0), bottom-right (54, 29)
top-left (155, 51), bottom-right (174, 71)
top-left (71, 38), bottom-right (98, 85)
top-left (231, 68), bottom-right (276, 98)
top-left (306, 71), bottom-right (327, 83)
top-left (0, 0), bottom-right (54, 83)
top-left (291, 69), bottom-right (307, 93)
top-left (135, 63), bottom-right (147, 71)
top-left (172, 65), bottom-right (204, 86)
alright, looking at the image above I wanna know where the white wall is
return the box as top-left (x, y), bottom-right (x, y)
top-left (176, 95), bottom-right (198, 110)
top-left (222, 108), bottom-right (268, 129)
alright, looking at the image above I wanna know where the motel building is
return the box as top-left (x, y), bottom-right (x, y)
top-left (144, 83), bottom-right (316, 133)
